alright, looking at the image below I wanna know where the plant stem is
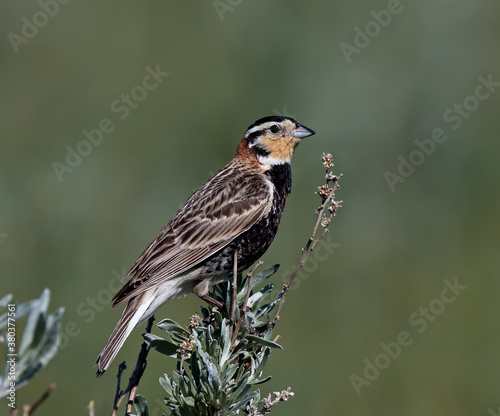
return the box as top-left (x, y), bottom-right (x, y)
top-left (271, 186), bottom-right (338, 329)
top-left (230, 251), bottom-right (238, 323)
top-left (20, 383), bottom-right (56, 416)
top-left (111, 316), bottom-right (155, 416)
top-left (88, 400), bottom-right (95, 416)
top-left (231, 260), bottom-right (263, 346)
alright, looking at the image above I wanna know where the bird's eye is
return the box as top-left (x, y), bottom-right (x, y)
top-left (269, 125), bottom-right (280, 134)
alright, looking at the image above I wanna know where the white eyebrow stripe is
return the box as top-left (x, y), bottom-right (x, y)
top-left (246, 125), bottom-right (264, 135)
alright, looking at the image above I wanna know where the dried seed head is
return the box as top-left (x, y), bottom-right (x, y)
top-left (248, 405), bottom-right (259, 416)
top-left (316, 184), bottom-right (331, 200)
top-left (181, 338), bottom-right (195, 351)
top-left (321, 217), bottom-right (331, 227)
top-left (331, 200), bottom-right (343, 211)
top-left (189, 313), bottom-right (201, 328)
top-left (325, 171), bottom-right (338, 182)
top-left (178, 336), bottom-right (196, 359)
top-left (322, 153), bottom-right (334, 170)
top-left (277, 387), bottom-right (294, 401)
top-left (262, 387), bottom-right (295, 413)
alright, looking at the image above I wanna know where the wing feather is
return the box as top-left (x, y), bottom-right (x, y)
top-left (113, 163), bottom-right (272, 305)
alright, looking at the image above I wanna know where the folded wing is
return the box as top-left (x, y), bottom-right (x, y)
top-left (112, 166), bottom-right (272, 306)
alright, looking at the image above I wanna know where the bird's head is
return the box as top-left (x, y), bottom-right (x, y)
top-left (236, 116), bottom-right (315, 167)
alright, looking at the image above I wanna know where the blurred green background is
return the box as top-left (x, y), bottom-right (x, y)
top-left (1, 0), bottom-right (500, 415)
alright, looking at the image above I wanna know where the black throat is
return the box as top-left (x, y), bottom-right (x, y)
top-left (265, 163), bottom-right (292, 196)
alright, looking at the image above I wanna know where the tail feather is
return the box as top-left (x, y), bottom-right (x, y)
top-left (95, 290), bottom-right (156, 376)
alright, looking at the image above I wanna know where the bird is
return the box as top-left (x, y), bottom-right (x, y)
top-left (95, 115), bottom-right (315, 375)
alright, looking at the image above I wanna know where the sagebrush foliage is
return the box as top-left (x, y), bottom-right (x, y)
top-left (0, 289), bottom-right (64, 398)
top-left (135, 264), bottom-right (293, 416)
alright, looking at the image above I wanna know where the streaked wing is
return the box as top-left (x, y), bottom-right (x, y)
top-left (113, 162), bottom-right (272, 305)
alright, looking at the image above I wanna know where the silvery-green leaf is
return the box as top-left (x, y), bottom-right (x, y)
top-left (19, 289), bottom-right (50, 356)
top-left (143, 333), bottom-right (178, 357)
top-left (160, 375), bottom-right (174, 396)
top-left (133, 395), bottom-right (149, 416)
top-left (201, 379), bottom-right (213, 401)
top-left (12, 299), bottom-right (38, 321)
top-left (180, 376), bottom-right (191, 398)
top-left (227, 373), bottom-right (250, 406)
top-left (247, 284), bottom-right (274, 310)
top-left (170, 371), bottom-right (181, 385)
top-left (183, 396), bottom-right (195, 407)
top-left (229, 389), bottom-right (260, 412)
top-left (251, 347), bottom-right (271, 382)
top-left (206, 361), bottom-right (221, 391)
top-left (213, 310), bottom-right (223, 327)
top-left (0, 294), bottom-right (12, 310)
top-left (255, 299), bottom-right (280, 320)
top-left (219, 320), bottom-right (231, 366)
top-left (0, 299), bottom-right (38, 334)
top-left (156, 319), bottom-right (189, 335)
top-left (8, 306), bottom-right (64, 394)
top-left (245, 335), bottom-right (282, 349)
top-left (193, 331), bottom-right (211, 367)
top-left (237, 265), bottom-right (279, 304)
top-left (221, 363), bottom-right (238, 386)
top-left (250, 375), bottom-right (272, 385)
top-left (252, 265), bottom-right (279, 289)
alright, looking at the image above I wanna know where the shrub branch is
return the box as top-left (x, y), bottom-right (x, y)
top-left (271, 155), bottom-right (341, 328)
top-left (111, 316), bottom-right (154, 416)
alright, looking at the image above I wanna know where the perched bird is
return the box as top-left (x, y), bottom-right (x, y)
top-left (95, 116), bottom-right (315, 375)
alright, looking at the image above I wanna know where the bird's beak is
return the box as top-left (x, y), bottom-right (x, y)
top-left (292, 123), bottom-right (315, 138)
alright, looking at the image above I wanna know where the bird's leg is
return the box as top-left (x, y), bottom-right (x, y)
top-left (199, 294), bottom-right (224, 309)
